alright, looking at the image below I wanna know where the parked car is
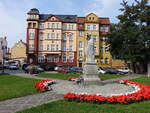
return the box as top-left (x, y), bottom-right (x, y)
top-left (24, 65), bottom-right (44, 74)
top-left (103, 67), bottom-right (127, 75)
top-left (9, 64), bottom-right (19, 70)
top-left (98, 67), bottom-right (106, 74)
top-left (117, 67), bottom-right (133, 73)
top-left (69, 67), bottom-right (83, 74)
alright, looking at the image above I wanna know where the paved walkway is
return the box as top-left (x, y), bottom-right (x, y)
top-left (0, 71), bottom-right (145, 113)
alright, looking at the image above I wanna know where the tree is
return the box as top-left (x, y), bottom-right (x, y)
top-left (108, 0), bottom-right (150, 73)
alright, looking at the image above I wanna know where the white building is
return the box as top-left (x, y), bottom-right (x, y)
top-left (0, 37), bottom-right (8, 63)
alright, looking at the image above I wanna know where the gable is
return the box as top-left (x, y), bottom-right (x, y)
top-left (85, 13), bottom-right (99, 22)
top-left (47, 15), bottom-right (61, 22)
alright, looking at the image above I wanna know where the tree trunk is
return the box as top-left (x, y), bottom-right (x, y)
top-left (148, 62), bottom-right (150, 77)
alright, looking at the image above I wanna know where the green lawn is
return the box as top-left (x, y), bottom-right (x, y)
top-left (0, 74), bottom-right (39, 101)
top-left (17, 77), bottom-right (150, 113)
top-left (100, 74), bottom-right (126, 81)
top-left (38, 73), bottom-right (80, 80)
top-left (17, 99), bottom-right (150, 113)
top-left (38, 73), bottom-right (126, 81)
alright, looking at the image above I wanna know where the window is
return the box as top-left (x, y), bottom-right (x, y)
top-left (56, 45), bottom-right (59, 51)
top-left (39, 23), bottom-right (45, 29)
top-left (69, 56), bottom-right (74, 62)
top-left (52, 23), bottom-right (55, 29)
top-left (33, 23), bottom-right (36, 28)
top-left (100, 26), bottom-right (109, 32)
top-left (93, 25), bottom-right (97, 30)
top-left (94, 46), bottom-right (96, 53)
top-left (79, 31), bottom-right (83, 37)
top-left (54, 56), bottom-right (59, 63)
top-left (48, 23), bottom-right (51, 28)
top-left (63, 34), bottom-right (67, 40)
top-left (56, 23), bottom-right (60, 29)
top-left (79, 41), bottom-right (83, 48)
top-left (69, 45), bottom-right (73, 51)
top-left (79, 51), bottom-right (82, 57)
top-left (47, 33), bottom-right (51, 39)
top-left (69, 34), bottom-right (73, 40)
top-left (51, 33), bottom-right (55, 39)
top-left (47, 56), bottom-right (53, 62)
top-left (56, 33), bottom-right (59, 39)
top-left (29, 33), bottom-right (35, 39)
top-left (87, 25), bottom-right (90, 30)
top-left (105, 27), bottom-right (109, 32)
top-left (93, 35), bottom-right (97, 42)
top-left (63, 45), bottom-right (66, 51)
top-left (29, 44), bottom-right (34, 50)
top-left (100, 47), bottom-right (104, 53)
top-left (39, 33), bottom-right (44, 40)
top-left (100, 59), bottom-right (104, 64)
top-left (47, 45), bottom-right (50, 50)
top-left (62, 56), bottom-right (66, 62)
top-left (38, 56), bottom-right (45, 63)
top-left (51, 44), bottom-right (55, 51)
top-left (39, 45), bottom-right (43, 51)
top-left (63, 24), bottom-right (67, 30)
top-left (105, 58), bottom-right (109, 64)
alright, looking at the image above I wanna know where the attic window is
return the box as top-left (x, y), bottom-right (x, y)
top-left (51, 17), bottom-right (55, 21)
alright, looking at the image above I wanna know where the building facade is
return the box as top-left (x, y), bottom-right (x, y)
top-left (0, 37), bottom-right (8, 64)
top-left (77, 13), bottom-right (111, 67)
top-left (27, 8), bottom-right (77, 66)
top-left (26, 8), bottom-right (111, 67)
top-left (11, 40), bottom-right (27, 64)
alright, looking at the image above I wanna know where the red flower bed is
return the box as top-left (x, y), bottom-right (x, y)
top-left (34, 80), bottom-right (55, 92)
top-left (67, 77), bottom-right (79, 81)
top-left (64, 80), bottom-right (150, 104)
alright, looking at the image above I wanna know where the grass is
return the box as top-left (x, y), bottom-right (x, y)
top-left (38, 73), bottom-right (126, 81)
top-left (100, 74), bottom-right (126, 81)
top-left (38, 73), bottom-right (80, 80)
top-left (17, 77), bottom-right (150, 113)
top-left (17, 99), bottom-right (150, 113)
top-left (0, 74), bottom-right (40, 101)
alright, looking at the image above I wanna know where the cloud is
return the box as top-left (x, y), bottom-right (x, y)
top-left (0, 0), bottom-right (37, 47)
top-left (83, 0), bottom-right (123, 22)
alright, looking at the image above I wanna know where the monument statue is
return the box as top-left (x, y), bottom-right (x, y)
top-left (86, 38), bottom-right (95, 63)
top-left (82, 34), bottom-right (101, 85)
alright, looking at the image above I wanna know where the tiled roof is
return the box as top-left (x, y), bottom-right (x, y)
top-left (77, 17), bottom-right (110, 24)
top-left (99, 18), bottom-right (110, 24)
top-left (77, 17), bottom-right (85, 23)
top-left (39, 14), bottom-right (77, 22)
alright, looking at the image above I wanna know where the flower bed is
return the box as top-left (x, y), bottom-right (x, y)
top-left (67, 77), bottom-right (79, 81)
top-left (34, 80), bottom-right (55, 92)
top-left (64, 80), bottom-right (150, 104)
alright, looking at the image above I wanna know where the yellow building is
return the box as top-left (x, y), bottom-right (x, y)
top-left (77, 13), bottom-right (111, 67)
top-left (11, 40), bottom-right (27, 63)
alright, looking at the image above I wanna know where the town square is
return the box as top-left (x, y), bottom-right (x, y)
top-left (0, 0), bottom-right (150, 113)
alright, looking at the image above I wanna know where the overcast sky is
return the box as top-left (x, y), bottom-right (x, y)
top-left (0, 0), bottom-right (134, 48)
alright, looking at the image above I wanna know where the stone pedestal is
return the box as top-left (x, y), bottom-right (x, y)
top-left (82, 62), bottom-right (101, 85)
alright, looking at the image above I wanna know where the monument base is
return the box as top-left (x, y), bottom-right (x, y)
top-left (82, 62), bottom-right (101, 86)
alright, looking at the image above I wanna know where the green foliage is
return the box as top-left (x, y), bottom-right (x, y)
top-left (108, 0), bottom-right (150, 63)
top-left (0, 74), bottom-right (39, 101)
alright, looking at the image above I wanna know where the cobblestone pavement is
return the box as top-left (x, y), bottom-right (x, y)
top-left (0, 92), bottom-right (63, 113)
top-left (0, 70), bottom-right (145, 113)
